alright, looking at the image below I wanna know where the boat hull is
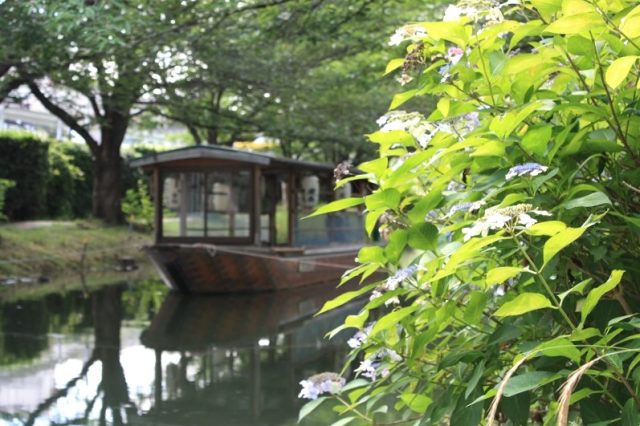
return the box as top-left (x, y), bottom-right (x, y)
top-left (145, 244), bottom-right (360, 293)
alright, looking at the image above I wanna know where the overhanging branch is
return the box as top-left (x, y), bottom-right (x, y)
top-left (28, 81), bottom-right (100, 155)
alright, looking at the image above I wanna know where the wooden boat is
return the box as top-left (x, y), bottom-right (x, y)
top-left (130, 145), bottom-right (368, 293)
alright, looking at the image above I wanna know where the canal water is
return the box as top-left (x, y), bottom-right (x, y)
top-left (0, 275), bottom-right (363, 425)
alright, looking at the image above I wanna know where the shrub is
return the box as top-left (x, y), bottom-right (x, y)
top-left (0, 179), bottom-right (15, 221)
top-left (302, 1), bottom-right (640, 425)
top-left (46, 142), bottom-right (91, 218)
top-left (122, 179), bottom-right (154, 229)
top-left (0, 131), bottom-right (49, 220)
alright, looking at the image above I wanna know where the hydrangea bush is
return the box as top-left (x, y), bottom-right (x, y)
top-left (300, 0), bottom-right (640, 424)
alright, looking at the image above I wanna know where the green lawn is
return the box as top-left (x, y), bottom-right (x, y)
top-left (0, 220), bottom-right (151, 277)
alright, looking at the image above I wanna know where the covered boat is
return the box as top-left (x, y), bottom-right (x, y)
top-left (130, 145), bottom-right (368, 293)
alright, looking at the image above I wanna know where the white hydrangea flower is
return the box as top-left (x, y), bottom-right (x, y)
top-left (389, 24), bottom-right (427, 46)
top-left (443, 4), bottom-right (463, 21)
top-left (462, 204), bottom-right (551, 241)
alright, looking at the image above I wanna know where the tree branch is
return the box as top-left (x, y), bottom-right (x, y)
top-left (28, 81), bottom-right (100, 155)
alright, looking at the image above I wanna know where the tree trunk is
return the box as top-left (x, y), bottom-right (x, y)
top-left (92, 149), bottom-right (123, 224)
top-left (206, 127), bottom-right (218, 145)
top-left (92, 112), bottom-right (128, 224)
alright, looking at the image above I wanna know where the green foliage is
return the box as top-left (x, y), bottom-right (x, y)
top-left (0, 179), bottom-right (15, 221)
top-left (121, 179), bottom-right (154, 229)
top-left (0, 131), bottom-right (49, 220)
top-left (47, 142), bottom-right (92, 218)
top-left (302, 1), bottom-right (640, 424)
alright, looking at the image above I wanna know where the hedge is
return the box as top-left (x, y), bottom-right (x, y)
top-left (0, 131), bottom-right (50, 220)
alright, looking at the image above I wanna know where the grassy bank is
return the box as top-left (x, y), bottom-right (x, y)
top-left (0, 220), bottom-right (152, 278)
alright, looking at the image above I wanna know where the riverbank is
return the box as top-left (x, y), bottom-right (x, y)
top-left (0, 220), bottom-right (152, 280)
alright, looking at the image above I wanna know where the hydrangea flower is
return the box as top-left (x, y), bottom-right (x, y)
top-left (448, 200), bottom-right (486, 216)
top-left (505, 163), bottom-right (549, 180)
top-left (443, 1), bottom-right (504, 25)
top-left (447, 47), bottom-right (464, 65)
top-left (298, 372), bottom-right (346, 400)
top-left (389, 24), bottom-right (427, 46)
top-left (356, 348), bottom-right (403, 382)
top-left (376, 110), bottom-right (436, 147)
top-left (385, 265), bottom-right (418, 291)
top-left (347, 323), bottom-right (373, 349)
top-left (461, 204), bottom-right (551, 241)
top-left (356, 358), bottom-right (379, 380)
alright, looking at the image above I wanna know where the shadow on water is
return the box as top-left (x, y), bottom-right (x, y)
top-left (0, 279), bottom-right (364, 425)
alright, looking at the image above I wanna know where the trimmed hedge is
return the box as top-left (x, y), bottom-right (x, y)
top-left (0, 131), bottom-right (50, 220)
top-left (0, 131), bottom-right (159, 221)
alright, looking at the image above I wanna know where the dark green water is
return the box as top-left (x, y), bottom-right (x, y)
top-left (0, 276), bottom-right (361, 425)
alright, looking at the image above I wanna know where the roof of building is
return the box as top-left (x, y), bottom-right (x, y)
top-left (129, 145), bottom-right (335, 172)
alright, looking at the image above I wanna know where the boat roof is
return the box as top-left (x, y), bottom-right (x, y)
top-left (129, 144), bottom-right (335, 172)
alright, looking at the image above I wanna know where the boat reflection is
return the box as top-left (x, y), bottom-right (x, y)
top-left (137, 283), bottom-right (363, 425)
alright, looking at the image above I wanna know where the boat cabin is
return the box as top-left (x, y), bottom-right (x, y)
top-left (130, 145), bottom-right (365, 248)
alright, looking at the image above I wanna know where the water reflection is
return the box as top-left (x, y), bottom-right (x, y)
top-left (0, 280), bottom-right (362, 425)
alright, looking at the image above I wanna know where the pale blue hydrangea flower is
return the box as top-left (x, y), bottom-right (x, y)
top-left (385, 265), bottom-right (418, 290)
top-left (448, 200), bottom-right (486, 216)
top-left (298, 372), bottom-right (346, 400)
top-left (347, 323), bottom-right (374, 349)
top-left (505, 163), bottom-right (548, 180)
top-left (356, 358), bottom-right (379, 381)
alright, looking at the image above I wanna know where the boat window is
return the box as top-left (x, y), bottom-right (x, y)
top-left (294, 176), bottom-right (364, 247)
top-left (206, 170), bottom-right (251, 238)
top-left (260, 174), bottom-right (288, 245)
top-left (161, 170), bottom-right (251, 240)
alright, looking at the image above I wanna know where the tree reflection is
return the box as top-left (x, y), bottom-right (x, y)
top-left (20, 284), bottom-right (131, 426)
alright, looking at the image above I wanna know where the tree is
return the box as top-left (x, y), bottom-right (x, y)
top-left (1, 0), bottom-right (306, 223)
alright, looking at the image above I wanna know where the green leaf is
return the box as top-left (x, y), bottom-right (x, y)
top-left (330, 417), bottom-right (357, 426)
top-left (389, 89), bottom-right (419, 110)
top-left (370, 306), bottom-right (417, 335)
top-left (543, 227), bottom-right (586, 266)
top-left (344, 310), bottom-right (369, 329)
top-left (531, 0), bottom-right (561, 21)
top-left (298, 396), bottom-right (327, 423)
top-left (531, 337), bottom-right (581, 362)
top-left (368, 130), bottom-right (415, 147)
top-left (486, 267), bottom-right (528, 286)
top-left (316, 283), bottom-right (377, 315)
top-left (385, 230), bottom-right (408, 263)
top-left (384, 58), bottom-right (405, 75)
top-left (521, 125), bottom-right (551, 157)
top-left (407, 222), bottom-right (439, 251)
top-left (621, 6), bottom-right (640, 38)
top-left (407, 190), bottom-right (443, 223)
top-left (306, 197), bottom-right (363, 218)
top-left (622, 399), bottom-right (640, 426)
top-left (545, 12), bottom-right (604, 34)
top-left (464, 291), bottom-right (488, 324)
top-left (471, 140), bottom-right (505, 157)
top-left (501, 392), bottom-right (531, 426)
top-left (356, 246), bottom-right (385, 264)
top-left (465, 361), bottom-right (486, 399)
top-left (526, 221), bottom-right (567, 236)
top-left (365, 188), bottom-right (401, 211)
top-left (564, 191), bottom-right (611, 210)
top-left (605, 56), bottom-right (638, 89)
top-left (558, 278), bottom-right (592, 304)
top-left (358, 157), bottom-right (388, 179)
top-left (495, 293), bottom-right (554, 317)
top-left (420, 21), bottom-right (469, 46)
top-left (400, 393), bottom-right (433, 414)
top-left (581, 270), bottom-right (625, 324)
top-left (365, 209), bottom-right (384, 237)
top-left (502, 371), bottom-right (555, 397)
